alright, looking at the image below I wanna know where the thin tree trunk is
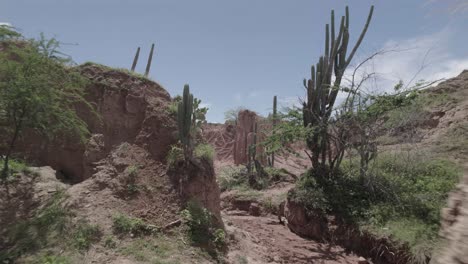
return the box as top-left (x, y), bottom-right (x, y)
top-left (2, 122), bottom-right (21, 179)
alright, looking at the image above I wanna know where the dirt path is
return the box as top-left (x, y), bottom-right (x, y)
top-left (224, 213), bottom-right (361, 264)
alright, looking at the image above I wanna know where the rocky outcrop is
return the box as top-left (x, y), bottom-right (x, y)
top-left (167, 158), bottom-right (224, 228)
top-left (233, 110), bottom-right (257, 165)
top-left (284, 199), bottom-right (328, 241)
top-left (5, 63), bottom-right (176, 182)
top-left (433, 172), bottom-right (468, 264)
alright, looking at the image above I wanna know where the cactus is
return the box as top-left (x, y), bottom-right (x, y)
top-left (247, 122), bottom-right (258, 174)
top-left (177, 84), bottom-right (194, 161)
top-left (302, 6), bottom-right (374, 169)
top-left (144, 43), bottom-right (155, 77)
top-left (271, 95), bottom-right (277, 167)
top-left (131, 47), bottom-right (140, 72)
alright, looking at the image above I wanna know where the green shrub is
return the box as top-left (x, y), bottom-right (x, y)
top-left (181, 201), bottom-right (225, 252)
top-left (168, 102), bottom-right (178, 116)
top-left (72, 220), bottom-right (102, 250)
top-left (294, 152), bottom-right (461, 258)
top-left (194, 144), bottom-right (215, 163)
top-left (0, 159), bottom-right (34, 178)
top-left (112, 214), bottom-right (152, 236)
top-left (288, 175), bottom-right (329, 215)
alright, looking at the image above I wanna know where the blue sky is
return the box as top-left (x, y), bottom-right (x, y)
top-left (2, 0), bottom-right (468, 122)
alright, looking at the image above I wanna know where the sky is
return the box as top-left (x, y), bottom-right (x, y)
top-left (1, 0), bottom-right (468, 122)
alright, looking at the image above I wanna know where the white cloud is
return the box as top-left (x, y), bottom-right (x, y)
top-left (344, 28), bottom-right (468, 95)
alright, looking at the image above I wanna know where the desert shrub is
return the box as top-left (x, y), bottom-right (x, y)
top-left (181, 201), bottom-right (225, 252)
top-left (72, 220), bottom-right (102, 250)
top-left (103, 235), bottom-right (117, 249)
top-left (167, 95), bottom-right (182, 117)
top-left (112, 214), bottom-right (154, 236)
top-left (194, 144), bottom-right (215, 163)
top-left (166, 145), bottom-right (183, 168)
top-left (293, 152), bottom-right (460, 258)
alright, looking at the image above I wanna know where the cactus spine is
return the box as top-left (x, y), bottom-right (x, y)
top-left (177, 84), bottom-right (194, 161)
top-left (131, 47), bottom-right (140, 72)
top-left (144, 43), bottom-right (155, 77)
top-left (271, 95), bottom-right (277, 167)
top-left (303, 6), bottom-right (374, 169)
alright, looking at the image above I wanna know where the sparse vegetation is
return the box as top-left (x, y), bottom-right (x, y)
top-left (72, 220), bottom-right (102, 250)
top-left (112, 213), bottom-right (157, 236)
top-left (118, 234), bottom-right (210, 264)
top-left (34, 254), bottom-right (71, 264)
top-left (0, 191), bottom-right (71, 262)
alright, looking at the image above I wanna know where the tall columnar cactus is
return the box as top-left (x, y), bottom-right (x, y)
top-left (271, 95), bottom-right (277, 167)
top-left (131, 47), bottom-right (140, 72)
top-left (247, 122), bottom-right (258, 173)
top-left (144, 43), bottom-right (155, 77)
top-left (303, 6), bottom-right (374, 169)
top-left (178, 84), bottom-right (194, 161)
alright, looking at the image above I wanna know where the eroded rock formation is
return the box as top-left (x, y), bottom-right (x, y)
top-left (4, 63), bottom-right (177, 182)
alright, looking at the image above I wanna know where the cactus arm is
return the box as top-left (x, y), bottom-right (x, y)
top-left (131, 47), bottom-right (140, 72)
top-left (144, 43), bottom-right (155, 77)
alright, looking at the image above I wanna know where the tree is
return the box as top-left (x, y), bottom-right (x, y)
top-left (0, 32), bottom-right (89, 179)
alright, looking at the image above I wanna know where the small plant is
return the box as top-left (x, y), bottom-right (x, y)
top-left (194, 144), bottom-right (215, 163)
top-left (112, 214), bottom-right (155, 236)
top-left (104, 235), bottom-right (117, 249)
top-left (181, 201), bottom-right (225, 252)
top-left (213, 228), bottom-right (226, 249)
top-left (72, 220), bottom-right (102, 250)
top-left (125, 165), bottom-right (140, 195)
top-left (166, 144), bottom-right (184, 168)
